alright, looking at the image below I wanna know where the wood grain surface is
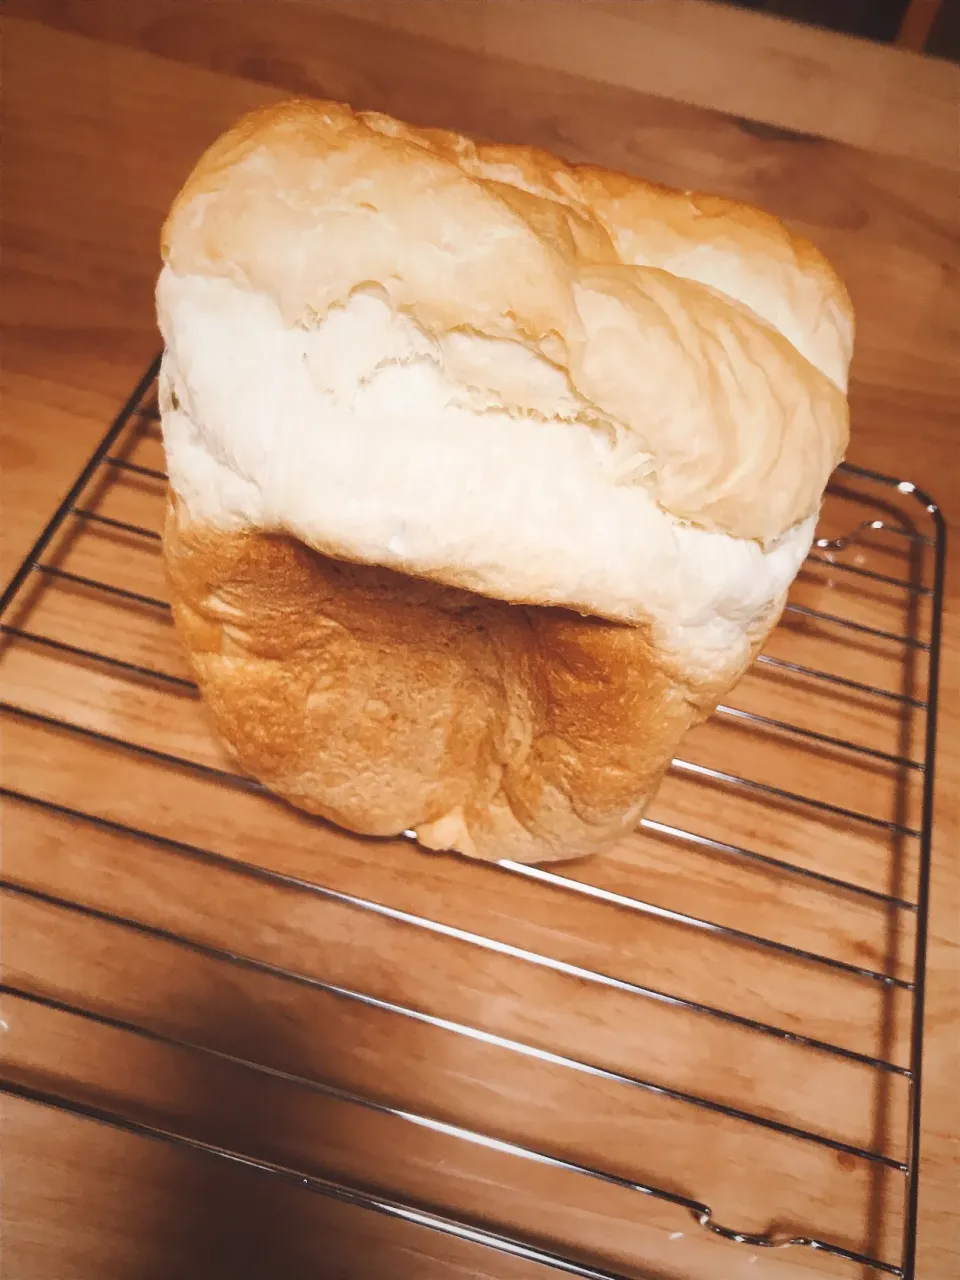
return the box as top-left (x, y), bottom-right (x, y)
top-left (2, 4), bottom-right (958, 1280)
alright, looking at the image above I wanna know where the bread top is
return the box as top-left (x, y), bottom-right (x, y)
top-left (157, 97), bottom-right (852, 676)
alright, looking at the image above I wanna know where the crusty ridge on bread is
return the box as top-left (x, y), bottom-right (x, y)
top-left (157, 98), bottom-right (853, 863)
top-left (162, 97), bottom-right (852, 545)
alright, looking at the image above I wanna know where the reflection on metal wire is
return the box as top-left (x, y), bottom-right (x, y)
top-left (815, 518), bottom-right (919, 551)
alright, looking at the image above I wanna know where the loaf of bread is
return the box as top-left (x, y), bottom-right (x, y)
top-left (157, 98), bottom-right (852, 864)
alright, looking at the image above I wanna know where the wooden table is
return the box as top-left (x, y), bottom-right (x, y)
top-left (2, 4), bottom-right (958, 1279)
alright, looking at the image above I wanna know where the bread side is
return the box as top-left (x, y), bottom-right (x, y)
top-left (165, 497), bottom-right (780, 862)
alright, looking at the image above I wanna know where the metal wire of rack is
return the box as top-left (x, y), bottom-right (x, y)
top-left (0, 358), bottom-right (946, 1279)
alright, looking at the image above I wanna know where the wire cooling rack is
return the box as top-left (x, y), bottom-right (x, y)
top-left (0, 358), bottom-right (946, 1280)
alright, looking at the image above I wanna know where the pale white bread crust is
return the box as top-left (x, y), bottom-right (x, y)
top-left (158, 97), bottom-right (853, 862)
top-left (162, 97), bottom-right (852, 544)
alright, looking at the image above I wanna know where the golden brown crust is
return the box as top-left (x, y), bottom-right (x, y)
top-left (165, 497), bottom-right (774, 863)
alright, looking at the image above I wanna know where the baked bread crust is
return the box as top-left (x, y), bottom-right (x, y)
top-left (157, 97), bottom-right (852, 863)
top-left (163, 99), bottom-right (851, 544)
